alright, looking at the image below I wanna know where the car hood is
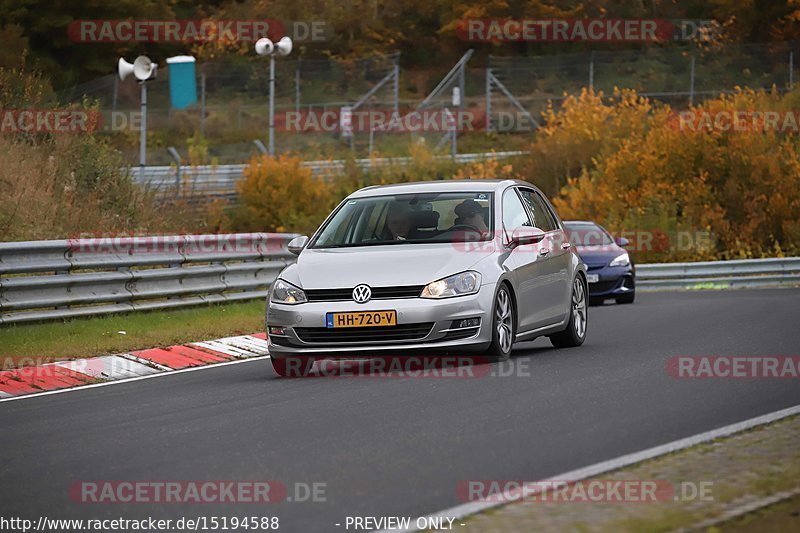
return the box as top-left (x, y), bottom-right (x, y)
top-left (293, 242), bottom-right (497, 288)
top-left (574, 244), bottom-right (626, 267)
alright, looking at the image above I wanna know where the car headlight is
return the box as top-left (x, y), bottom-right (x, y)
top-left (421, 271), bottom-right (481, 299)
top-left (609, 253), bottom-right (630, 267)
top-left (270, 279), bottom-right (307, 304)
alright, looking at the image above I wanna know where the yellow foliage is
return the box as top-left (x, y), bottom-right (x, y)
top-left (237, 154), bottom-right (336, 235)
top-left (453, 154), bottom-right (521, 181)
top-left (550, 88), bottom-right (800, 261)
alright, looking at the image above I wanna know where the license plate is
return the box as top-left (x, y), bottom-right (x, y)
top-left (326, 310), bottom-right (397, 328)
top-left (586, 274), bottom-right (600, 283)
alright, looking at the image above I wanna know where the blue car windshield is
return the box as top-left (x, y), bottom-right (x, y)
top-left (310, 192), bottom-right (494, 248)
top-left (565, 224), bottom-right (614, 246)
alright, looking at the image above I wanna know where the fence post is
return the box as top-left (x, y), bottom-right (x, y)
top-left (295, 60), bottom-right (301, 115)
top-left (167, 146), bottom-right (182, 197)
top-left (485, 61), bottom-right (492, 133)
top-left (200, 72), bottom-right (206, 137)
top-left (393, 61), bottom-right (400, 115)
top-left (689, 54), bottom-right (696, 106)
top-left (112, 76), bottom-right (118, 114)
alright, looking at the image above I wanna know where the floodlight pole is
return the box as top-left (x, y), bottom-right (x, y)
top-left (269, 55), bottom-right (276, 156)
top-left (256, 37), bottom-right (292, 156)
top-left (139, 81), bottom-right (147, 182)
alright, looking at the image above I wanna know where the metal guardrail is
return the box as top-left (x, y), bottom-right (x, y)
top-left (1, 238), bottom-right (797, 325)
top-left (0, 234), bottom-right (297, 325)
top-left (131, 151), bottom-right (526, 198)
top-left (637, 257), bottom-right (800, 291)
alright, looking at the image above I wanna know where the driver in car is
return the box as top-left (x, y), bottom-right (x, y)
top-left (385, 206), bottom-right (414, 240)
top-left (453, 199), bottom-right (489, 234)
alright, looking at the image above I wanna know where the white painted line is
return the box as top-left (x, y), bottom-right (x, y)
top-left (382, 403), bottom-right (800, 533)
top-left (221, 335), bottom-right (270, 353)
top-left (215, 335), bottom-right (270, 355)
top-left (242, 335), bottom-right (270, 350)
top-left (0, 356), bottom-right (270, 404)
top-left (192, 340), bottom-right (255, 358)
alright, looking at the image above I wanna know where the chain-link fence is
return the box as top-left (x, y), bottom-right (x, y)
top-left (57, 42), bottom-right (799, 163)
top-left (487, 42), bottom-right (797, 132)
top-left (58, 53), bottom-right (402, 164)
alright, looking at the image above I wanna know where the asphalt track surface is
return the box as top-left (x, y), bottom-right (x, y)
top-left (1, 289), bottom-right (799, 532)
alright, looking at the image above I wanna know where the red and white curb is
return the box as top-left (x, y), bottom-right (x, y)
top-left (0, 333), bottom-right (269, 399)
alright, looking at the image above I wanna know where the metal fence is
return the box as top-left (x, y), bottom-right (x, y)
top-left (0, 234), bottom-right (297, 324)
top-left (637, 257), bottom-right (800, 291)
top-left (60, 54), bottom-right (403, 164)
top-left (132, 150), bottom-right (526, 199)
top-left (486, 42), bottom-right (797, 132)
top-left (1, 236), bottom-right (797, 325)
top-left (57, 42), bottom-right (800, 162)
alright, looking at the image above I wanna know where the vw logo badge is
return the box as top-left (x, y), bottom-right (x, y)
top-left (352, 284), bottom-right (372, 303)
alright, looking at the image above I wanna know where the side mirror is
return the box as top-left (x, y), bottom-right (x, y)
top-left (287, 235), bottom-right (309, 255)
top-left (615, 237), bottom-right (629, 247)
top-left (509, 226), bottom-right (546, 247)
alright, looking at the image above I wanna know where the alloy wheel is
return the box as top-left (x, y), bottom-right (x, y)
top-left (572, 277), bottom-right (587, 339)
top-left (495, 288), bottom-right (514, 353)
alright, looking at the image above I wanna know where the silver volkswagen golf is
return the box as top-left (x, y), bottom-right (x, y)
top-left (266, 179), bottom-right (588, 376)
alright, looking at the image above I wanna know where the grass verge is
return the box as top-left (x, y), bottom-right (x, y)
top-left (0, 301), bottom-right (265, 369)
top-left (458, 414), bottom-right (800, 532)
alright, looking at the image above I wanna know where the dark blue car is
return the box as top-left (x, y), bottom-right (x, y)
top-left (564, 221), bottom-right (635, 305)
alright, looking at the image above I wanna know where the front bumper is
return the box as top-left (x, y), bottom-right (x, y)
top-left (586, 265), bottom-right (635, 298)
top-left (266, 283), bottom-right (497, 357)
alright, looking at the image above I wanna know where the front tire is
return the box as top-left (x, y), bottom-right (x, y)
top-left (549, 275), bottom-right (588, 348)
top-left (271, 356), bottom-right (315, 377)
top-left (486, 284), bottom-right (515, 361)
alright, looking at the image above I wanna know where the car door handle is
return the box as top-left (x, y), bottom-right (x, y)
top-left (539, 248), bottom-right (550, 256)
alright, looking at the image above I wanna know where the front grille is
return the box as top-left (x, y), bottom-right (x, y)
top-left (294, 323), bottom-right (434, 344)
top-left (305, 285), bottom-right (424, 302)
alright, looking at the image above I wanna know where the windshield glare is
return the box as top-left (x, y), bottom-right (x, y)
top-left (311, 192), bottom-right (494, 248)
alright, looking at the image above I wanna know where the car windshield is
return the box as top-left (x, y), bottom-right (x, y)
top-left (310, 191), bottom-right (494, 248)
top-left (565, 223), bottom-right (614, 246)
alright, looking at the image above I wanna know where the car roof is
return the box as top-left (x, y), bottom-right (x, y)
top-left (348, 179), bottom-right (533, 198)
top-left (563, 220), bottom-right (602, 226)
